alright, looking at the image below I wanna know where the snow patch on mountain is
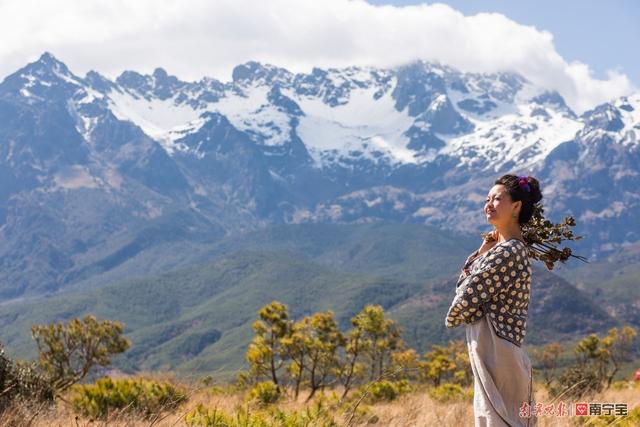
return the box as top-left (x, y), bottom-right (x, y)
top-left (35, 56), bottom-right (633, 175)
top-left (107, 89), bottom-right (204, 153)
top-left (441, 101), bottom-right (583, 172)
top-left (614, 93), bottom-right (640, 146)
top-left (214, 85), bottom-right (293, 147)
top-left (291, 85), bottom-right (417, 165)
top-left (105, 83), bottom-right (296, 152)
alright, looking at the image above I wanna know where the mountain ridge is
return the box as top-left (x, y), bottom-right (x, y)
top-left (0, 52), bottom-right (638, 300)
top-left (0, 223), bottom-right (620, 376)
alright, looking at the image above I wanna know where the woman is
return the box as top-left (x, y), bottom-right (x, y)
top-left (445, 174), bottom-right (542, 427)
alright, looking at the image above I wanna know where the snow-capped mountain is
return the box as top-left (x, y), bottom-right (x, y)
top-left (81, 58), bottom-right (579, 172)
top-left (0, 52), bottom-right (638, 298)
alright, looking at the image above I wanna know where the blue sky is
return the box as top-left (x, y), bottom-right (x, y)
top-left (367, 0), bottom-right (640, 85)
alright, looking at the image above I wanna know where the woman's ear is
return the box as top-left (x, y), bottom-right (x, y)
top-left (512, 200), bottom-right (522, 218)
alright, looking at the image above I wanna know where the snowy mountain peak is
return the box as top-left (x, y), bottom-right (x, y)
top-left (115, 69), bottom-right (189, 101)
top-left (6, 53), bottom-right (634, 174)
top-left (21, 53), bottom-right (83, 90)
top-left (582, 103), bottom-right (625, 133)
top-left (232, 61), bottom-right (293, 87)
top-left (84, 70), bottom-right (116, 93)
top-left (577, 94), bottom-right (640, 147)
top-left (1, 53), bottom-right (639, 261)
top-left (614, 93), bottom-right (639, 112)
top-left (71, 58), bottom-right (589, 171)
top-left (0, 52), bottom-right (83, 102)
top-left (33, 52), bottom-right (73, 77)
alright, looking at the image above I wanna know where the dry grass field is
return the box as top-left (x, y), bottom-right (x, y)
top-left (2, 379), bottom-right (638, 427)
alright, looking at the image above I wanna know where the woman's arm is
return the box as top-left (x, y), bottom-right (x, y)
top-left (459, 231), bottom-right (498, 277)
top-left (445, 241), bottom-right (524, 328)
top-left (459, 250), bottom-right (479, 278)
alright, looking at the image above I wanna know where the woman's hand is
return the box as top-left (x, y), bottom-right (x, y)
top-left (459, 230), bottom-right (499, 278)
top-left (477, 229), bottom-right (498, 256)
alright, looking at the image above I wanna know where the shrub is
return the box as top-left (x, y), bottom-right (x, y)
top-left (271, 401), bottom-right (339, 426)
top-left (31, 315), bottom-right (129, 392)
top-left (185, 404), bottom-right (235, 426)
top-left (247, 381), bottom-right (281, 406)
top-left (364, 380), bottom-right (410, 403)
top-left (549, 366), bottom-right (602, 399)
top-left (0, 346), bottom-right (53, 412)
top-left (186, 403), bottom-right (340, 427)
top-left (428, 383), bottom-right (471, 402)
top-left (71, 377), bottom-right (187, 419)
top-left (187, 405), bottom-right (276, 427)
top-left (583, 406), bottom-right (640, 427)
top-left (610, 380), bottom-right (632, 391)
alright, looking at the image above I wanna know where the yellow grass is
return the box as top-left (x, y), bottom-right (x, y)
top-left (2, 380), bottom-right (638, 427)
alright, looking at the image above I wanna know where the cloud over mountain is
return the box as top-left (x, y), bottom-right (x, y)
top-left (1, 0), bottom-right (633, 113)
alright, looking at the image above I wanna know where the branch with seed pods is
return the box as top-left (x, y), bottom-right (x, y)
top-left (481, 203), bottom-right (588, 270)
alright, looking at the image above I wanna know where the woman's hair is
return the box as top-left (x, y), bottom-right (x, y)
top-left (494, 174), bottom-right (543, 225)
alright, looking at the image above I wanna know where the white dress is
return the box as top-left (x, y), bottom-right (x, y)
top-left (466, 314), bottom-right (536, 426)
top-left (446, 239), bottom-right (537, 426)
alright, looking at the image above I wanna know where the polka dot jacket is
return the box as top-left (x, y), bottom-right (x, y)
top-left (445, 238), bottom-right (532, 347)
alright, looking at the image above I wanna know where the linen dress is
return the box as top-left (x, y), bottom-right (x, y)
top-left (445, 238), bottom-right (537, 427)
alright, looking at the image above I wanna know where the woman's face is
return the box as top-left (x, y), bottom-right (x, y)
top-left (484, 184), bottom-right (521, 226)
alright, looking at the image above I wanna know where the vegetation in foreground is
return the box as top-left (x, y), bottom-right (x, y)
top-left (0, 302), bottom-right (638, 426)
top-left (1, 378), bottom-right (639, 426)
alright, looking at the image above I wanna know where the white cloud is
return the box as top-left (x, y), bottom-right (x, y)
top-left (0, 0), bottom-right (633, 112)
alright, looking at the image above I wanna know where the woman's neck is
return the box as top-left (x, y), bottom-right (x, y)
top-left (495, 223), bottom-right (523, 243)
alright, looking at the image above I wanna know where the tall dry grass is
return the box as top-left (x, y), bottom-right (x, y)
top-left (2, 380), bottom-right (638, 427)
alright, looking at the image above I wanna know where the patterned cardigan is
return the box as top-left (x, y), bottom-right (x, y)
top-left (445, 238), bottom-right (533, 346)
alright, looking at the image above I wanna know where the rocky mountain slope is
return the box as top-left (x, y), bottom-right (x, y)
top-left (0, 52), bottom-right (638, 299)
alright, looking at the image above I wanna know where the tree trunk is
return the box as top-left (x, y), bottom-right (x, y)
top-left (270, 331), bottom-right (279, 390)
top-left (294, 364), bottom-right (303, 399)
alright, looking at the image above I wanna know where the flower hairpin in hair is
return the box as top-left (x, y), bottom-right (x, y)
top-left (518, 175), bottom-right (531, 193)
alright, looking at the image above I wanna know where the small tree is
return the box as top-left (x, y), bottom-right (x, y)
top-left (534, 342), bottom-right (564, 387)
top-left (281, 319), bottom-right (309, 399)
top-left (245, 301), bottom-right (290, 391)
top-left (448, 340), bottom-right (472, 386)
top-left (550, 326), bottom-right (638, 399)
top-left (31, 315), bottom-right (129, 393)
top-left (391, 349), bottom-right (420, 381)
top-left (351, 305), bottom-right (404, 381)
top-left (337, 311), bottom-right (368, 399)
top-left (298, 311), bottom-right (344, 401)
top-left (601, 326), bottom-right (638, 387)
top-left (421, 345), bottom-right (456, 386)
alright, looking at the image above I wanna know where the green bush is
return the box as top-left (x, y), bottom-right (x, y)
top-left (32, 315), bottom-right (129, 392)
top-left (365, 380), bottom-right (410, 403)
top-left (71, 377), bottom-right (187, 419)
top-left (428, 383), bottom-right (471, 402)
top-left (581, 406), bottom-right (640, 427)
top-left (185, 404), bottom-right (236, 426)
top-left (611, 380), bottom-right (632, 391)
top-left (185, 403), bottom-right (340, 427)
top-left (0, 346), bottom-right (53, 412)
top-left (548, 366), bottom-right (602, 399)
top-left (271, 401), bottom-right (339, 427)
top-left (247, 381), bottom-right (281, 406)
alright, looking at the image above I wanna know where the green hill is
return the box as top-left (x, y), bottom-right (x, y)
top-left (0, 223), bottom-right (624, 378)
top-left (555, 240), bottom-right (640, 326)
